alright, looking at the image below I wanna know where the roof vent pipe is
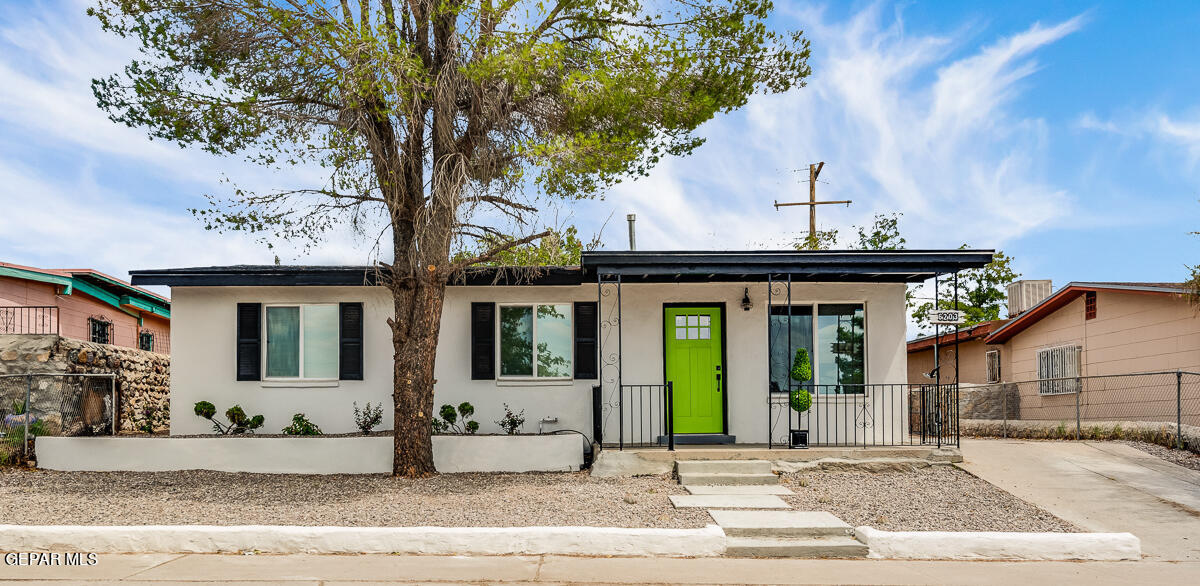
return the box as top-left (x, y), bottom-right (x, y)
top-left (627, 214), bottom-right (637, 251)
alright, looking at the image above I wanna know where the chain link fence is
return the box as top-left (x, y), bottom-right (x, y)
top-left (971, 371), bottom-right (1200, 449)
top-left (0, 373), bottom-right (116, 464)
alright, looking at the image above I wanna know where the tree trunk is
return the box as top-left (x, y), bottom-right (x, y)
top-left (390, 276), bottom-right (447, 477)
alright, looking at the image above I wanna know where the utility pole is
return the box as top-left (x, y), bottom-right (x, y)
top-left (773, 162), bottom-right (851, 243)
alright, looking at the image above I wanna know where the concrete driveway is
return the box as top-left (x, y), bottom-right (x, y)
top-left (959, 439), bottom-right (1200, 561)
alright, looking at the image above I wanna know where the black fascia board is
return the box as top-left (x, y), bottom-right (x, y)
top-left (130, 265), bottom-right (586, 287)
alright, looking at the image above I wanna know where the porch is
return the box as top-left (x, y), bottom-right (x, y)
top-left (581, 250), bottom-right (992, 452)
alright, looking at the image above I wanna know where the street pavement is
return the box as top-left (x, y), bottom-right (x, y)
top-left (1, 553), bottom-right (1198, 584)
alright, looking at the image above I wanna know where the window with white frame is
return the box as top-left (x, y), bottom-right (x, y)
top-left (264, 304), bottom-right (339, 379)
top-left (985, 349), bottom-right (1001, 384)
top-left (499, 304), bottom-right (572, 378)
top-left (1036, 344), bottom-right (1081, 395)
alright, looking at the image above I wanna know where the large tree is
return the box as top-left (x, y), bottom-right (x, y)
top-left (912, 248), bottom-right (1019, 333)
top-left (90, 0), bottom-right (810, 475)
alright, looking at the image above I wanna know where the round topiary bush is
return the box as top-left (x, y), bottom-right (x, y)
top-left (789, 388), bottom-right (812, 413)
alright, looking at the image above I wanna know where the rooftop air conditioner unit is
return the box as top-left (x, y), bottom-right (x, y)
top-left (1007, 280), bottom-right (1053, 317)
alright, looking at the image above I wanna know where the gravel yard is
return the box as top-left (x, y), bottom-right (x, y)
top-left (1116, 440), bottom-right (1200, 472)
top-left (2, 464), bottom-right (1079, 532)
top-left (0, 469), bottom-right (709, 528)
top-left (780, 465), bottom-right (1079, 532)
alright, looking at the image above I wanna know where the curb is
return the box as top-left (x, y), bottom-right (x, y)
top-left (0, 524), bottom-right (726, 557)
top-left (854, 526), bottom-right (1141, 560)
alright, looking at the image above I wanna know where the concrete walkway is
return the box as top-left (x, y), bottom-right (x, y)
top-left (1, 553), bottom-right (1196, 584)
top-left (959, 439), bottom-right (1200, 561)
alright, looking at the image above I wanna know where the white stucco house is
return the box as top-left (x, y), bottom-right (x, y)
top-left (129, 250), bottom-right (992, 449)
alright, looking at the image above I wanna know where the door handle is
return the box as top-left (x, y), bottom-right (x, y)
top-left (715, 373), bottom-right (722, 392)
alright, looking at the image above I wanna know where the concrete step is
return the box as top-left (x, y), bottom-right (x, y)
top-left (668, 494), bottom-right (790, 509)
top-left (685, 485), bottom-right (794, 495)
top-left (676, 460), bottom-right (773, 475)
top-left (678, 472), bottom-right (779, 486)
top-left (708, 510), bottom-right (852, 538)
top-left (724, 536), bottom-right (869, 558)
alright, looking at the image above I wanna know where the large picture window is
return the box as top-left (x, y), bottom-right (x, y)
top-left (499, 304), bottom-right (572, 378)
top-left (265, 304), bottom-right (338, 379)
top-left (768, 303), bottom-right (866, 394)
top-left (817, 304), bottom-right (865, 388)
top-left (768, 306), bottom-right (813, 394)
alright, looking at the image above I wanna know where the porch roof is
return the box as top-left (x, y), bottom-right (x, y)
top-left (130, 250), bottom-right (993, 287)
top-left (581, 250), bottom-right (994, 283)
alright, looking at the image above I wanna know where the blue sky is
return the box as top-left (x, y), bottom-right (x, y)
top-left (1, 1), bottom-right (1198, 310)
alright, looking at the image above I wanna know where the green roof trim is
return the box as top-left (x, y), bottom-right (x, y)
top-left (119, 295), bottom-right (171, 318)
top-left (0, 266), bottom-right (73, 294)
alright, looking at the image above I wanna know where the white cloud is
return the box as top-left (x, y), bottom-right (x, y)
top-left (590, 5), bottom-right (1082, 251)
top-left (0, 0), bottom-right (381, 279)
top-left (1076, 109), bottom-right (1200, 168)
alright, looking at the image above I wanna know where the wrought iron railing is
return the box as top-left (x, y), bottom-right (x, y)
top-left (593, 383), bottom-right (674, 450)
top-left (0, 306), bottom-right (58, 335)
top-left (769, 383), bottom-right (960, 448)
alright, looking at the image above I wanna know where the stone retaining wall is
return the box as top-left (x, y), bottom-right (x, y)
top-left (0, 334), bottom-right (169, 433)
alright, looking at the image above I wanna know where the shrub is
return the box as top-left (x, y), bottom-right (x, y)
top-left (495, 403), bottom-right (526, 435)
top-left (137, 405), bottom-right (164, 434)
top-left (194, 401), bottom-right (264, 434)
top-left (432, 402), bottom-right (477, 434)
top-left (2, 419), bottom-right (47, 465)
top-left (282, 413), bottom-right (322, 436)
top-left (353, 402), bottom-right (384, 434)
top-left (790, 348), bottom-right (813, 383)
top-left (789, 389), bottom-right (812, 413)
top-left (789, 348), bottom-right (813, 414)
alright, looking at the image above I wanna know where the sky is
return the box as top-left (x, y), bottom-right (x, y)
top-left (1, 1), bottom-right (1198, 322)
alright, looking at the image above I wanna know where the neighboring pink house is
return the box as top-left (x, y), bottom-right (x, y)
top-left (0, 262), bottom-right (171, 354)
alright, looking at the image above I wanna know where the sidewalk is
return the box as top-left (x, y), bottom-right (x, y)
top-left (959, 439), bottom-right (1200, 561)
top-left (1, 553), bottom-right (1197, 584)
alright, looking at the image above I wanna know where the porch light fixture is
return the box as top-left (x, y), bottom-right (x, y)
top-left (741, 288), bottom-right (752, 311)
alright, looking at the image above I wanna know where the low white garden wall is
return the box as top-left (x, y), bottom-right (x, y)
top-left (0, 524), bottom-right (725, 556)
top-left (36, 434), bottom-right (582, 474)
top-left (855, 526), bottom-right (1141, 560)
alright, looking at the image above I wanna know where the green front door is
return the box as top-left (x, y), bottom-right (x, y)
top-left (664, 306), bottom-right (724, 434)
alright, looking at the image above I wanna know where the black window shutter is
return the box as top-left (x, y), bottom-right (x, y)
top-left (471, 302), bottom-right (495, 380)
top-left (574, 301), bottom-right (598, 379)
top-left (339, 302), bottom-right (365, 380)
top-left (235, 303), bottom-right (261, 381)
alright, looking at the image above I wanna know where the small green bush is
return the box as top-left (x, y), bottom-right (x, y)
top-left (432, 402), bottom-right (477, 434)
top-left (353, 401), bottom-right (384, 434)
top-left (789, 389), bottom-right (812, 413)
top-left (281, 413), bottom-right (322, 436)
top-left (193, 401), bottom-right (263, 434)
top-left (496, 403), bottom-right (526, 435)
top-left (790, 348), bottom-right (813, 383)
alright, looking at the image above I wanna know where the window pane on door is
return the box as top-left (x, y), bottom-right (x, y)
top-left (303, 305), bottom-right (339, 379)
top-left (266, 306), bottom-right (300, 377)
top-left (817, 304), bottom-right (865, 390)
top-left (500, 306), bottom-right (534, 376)
top-left (768, 306), bottom-right (813, 393)
top-left (536, 304), bottom-right (572, 377)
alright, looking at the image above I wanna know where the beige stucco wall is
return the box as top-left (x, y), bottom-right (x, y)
top-left (994, 290), bottom-right (1200, 423)
top-left (907, 338), bottom-right (992, 385)
top-left (999, 290), bottom-right (1200, 381)
top-left (168, 281), bottom-right (909, 441)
